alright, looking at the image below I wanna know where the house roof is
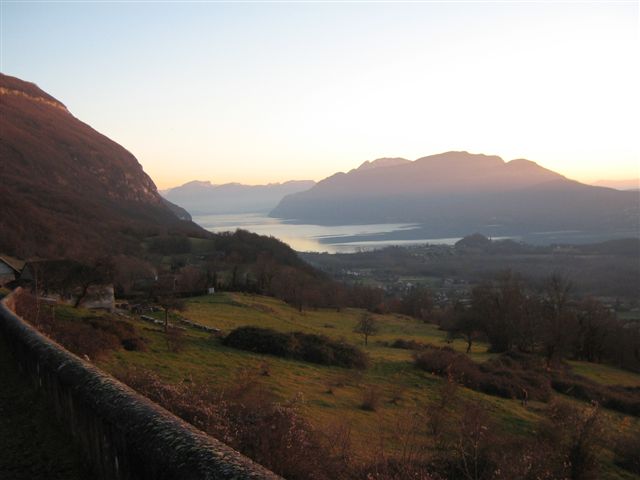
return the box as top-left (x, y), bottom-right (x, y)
top-left (0, 255), bottom-right (25, 273)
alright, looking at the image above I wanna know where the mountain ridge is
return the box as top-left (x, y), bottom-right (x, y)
top-left (270, 152), bottom-right (638, 235)
top-left (0, 73), bottom-right (207, 259)
top-left (163, 179), bottom-right (316, 215)
top-left (353, 157), bottom-right (411, 172)
top-left (591, 178), bottom-right (640, 191)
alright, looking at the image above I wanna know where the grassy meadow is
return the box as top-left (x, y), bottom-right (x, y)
top-left (84, 292), bottom-right (640, 479)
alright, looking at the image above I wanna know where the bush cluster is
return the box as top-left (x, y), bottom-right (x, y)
top-left (551, 373), bottom-right (640, 416)
top-left (13, 290), bottom-right (147, 359)
top-left (51, 317), bottom-right (147, 359)
top-left (414, 346), bottom-right (640, 416)
top-left (414, 347), bottom-right (552, 401)
top-left (389, 338), bottom-right (428, 350)
top-left (223, 326), bottom-right (368, 369)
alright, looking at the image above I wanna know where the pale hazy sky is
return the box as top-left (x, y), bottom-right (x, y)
top-left (1, 1), bottom-right (638, 188)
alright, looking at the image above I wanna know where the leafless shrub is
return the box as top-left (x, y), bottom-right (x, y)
top-left (116, 366), bottom-right (347, 480)
top-left (258, 359), bottom-right (271, 376)
top-left (390, 338), bottom-right (428, 350)
top-left (551, 372), bottom-right (640, 416)
top-left (324, 378), bottom-right (335, 395)
top-left (121, 336), bottom-right (148, 351)
top-left (541, 399), bottom-right (603, 480)
top-left (361, 385), bottom-right (382, 411)
top-left (325, 371), bottom-right (363, 395)
top-left (361, 410), bottom-right (439, 480)
top-left (13, 289), bottom-right (146, 358)
top-left (427, 370), bottom-right (459, 438)
top-left (414, 347), bottom-right (552, 402)
top-left (614, 425), bottom-right (640, 474)
top-left (13, 289), bottom-right (52, 328)
top-left (165, 326), bottom-right (186, 353)
top-left (451, 402), bottom-right (496, 480)
top-left (389, 383), bottom-right (407, 405)
top-left (320, 420), bottom-right (353, 467)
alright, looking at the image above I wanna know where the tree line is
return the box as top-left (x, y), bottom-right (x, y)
top-left (441, 271), bottom-right (640, 372)
top-left (20, 229), bottom-right (637, 374)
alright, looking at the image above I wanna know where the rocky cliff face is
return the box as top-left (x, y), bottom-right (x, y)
top-left (0, 73), bottom-right (207, 259)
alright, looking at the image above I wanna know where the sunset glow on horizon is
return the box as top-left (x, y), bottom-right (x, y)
top-left (2, 2), bottom-right (638, 189)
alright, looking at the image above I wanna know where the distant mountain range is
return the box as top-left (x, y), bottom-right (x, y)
top-left (591, 178), bottom-right (639, 191)
top-left (270, 152), bottom-right (639, 237)
top-left (162, 180), bottom-right (315, 215)
top-left (0, 73), bottom-right (207, 259)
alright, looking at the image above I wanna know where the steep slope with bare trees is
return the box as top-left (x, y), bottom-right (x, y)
top-left (0, 73), bottom-right (207, 259)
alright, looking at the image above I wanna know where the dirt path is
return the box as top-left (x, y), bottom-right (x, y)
top-left (0, 339), bottom-right (90, 479)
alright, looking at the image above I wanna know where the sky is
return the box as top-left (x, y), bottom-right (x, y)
top-left (1, 1), bottom-right (639, 189)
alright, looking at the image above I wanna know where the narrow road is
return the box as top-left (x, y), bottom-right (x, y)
top-left (0, 338), bottom-right (90, 479)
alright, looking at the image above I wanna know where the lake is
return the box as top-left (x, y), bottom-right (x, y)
top-left (193, 213), bottom-right (635, 253)
top-left (193, 213), bottom-right (465, 253)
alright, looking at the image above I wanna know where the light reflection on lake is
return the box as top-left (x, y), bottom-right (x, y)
top-left (194, 213), bottom-right (444, 253)
top-left (193, 213), bottom-right (637, 251)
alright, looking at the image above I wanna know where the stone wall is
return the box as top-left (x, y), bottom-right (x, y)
top-left (0, 290), bottom-right (281, 480)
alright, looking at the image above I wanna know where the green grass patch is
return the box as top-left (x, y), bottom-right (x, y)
top-left (90, 293), bottom-right (640, 477)
top-left (569, 361), bottom-right (640, 387)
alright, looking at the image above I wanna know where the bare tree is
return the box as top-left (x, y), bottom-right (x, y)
top-left (178, 265), bottom-right (207, 295)
top-left (471, 271), bottom-right (528, 353)
top-left (447, 306), bottom-right (482, 353)
top-left (152, 273), bottom-right (186, 332)
top-left (72, 257), bottom-right (114, 308)
top-left (575, 297), bottom-right (613, 363)
top-left (354, 312), bottom-right (378, 346)
top-left (112, 255), bottom-right (156, 296)
top-left (253, 252), bottom-right (278, 293)
top-left (157, 296), bottom-right (185, 333)
top-left (400, 285), bottom-right (434, 321)
top-left (541, 274), bottom-right (576, 365)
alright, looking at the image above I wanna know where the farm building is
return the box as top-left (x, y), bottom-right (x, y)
top-left (0, 256), bottom-right (24, 286)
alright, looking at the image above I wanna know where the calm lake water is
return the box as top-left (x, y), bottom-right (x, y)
top-left (193, 213), bottom-right (463, 253)
top-left (193, 213), bottom-right (632, 252)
